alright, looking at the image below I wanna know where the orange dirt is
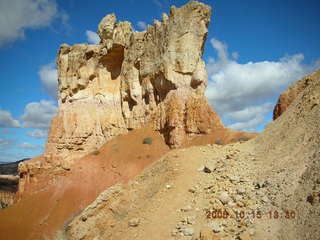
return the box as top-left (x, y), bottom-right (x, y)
top-left (184, 127), bottom-right (258, 147)
top-left (0, 125), bottom-right (256, 240)
top-left (0, 126), bottom-right (170, 240)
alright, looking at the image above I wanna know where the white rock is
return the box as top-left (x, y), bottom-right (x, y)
top-left (181, 205), bottom-right (193, 212)
top-left (237, 187), bottom-right (246, 195)
top-left (128, 218), bottom-right (140, 227)
top-left (208, 222), bottom-right (221, 233)
top-left (197, 166), bottom-right (212, 173)
top-left (181, 227), bottom-right (194, 236)
top-left (218, 191), bottom-right (232, 205)
top-left (229, 175), bottom-right (240, 183)
top-left (186, 216), bottom-right (196, 225)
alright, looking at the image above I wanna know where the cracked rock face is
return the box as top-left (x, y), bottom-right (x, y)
top-left (45, 1), bottom-right (224, 161)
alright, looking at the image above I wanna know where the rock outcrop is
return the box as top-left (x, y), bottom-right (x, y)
top-left (16, 1), bottom-right (255, 203)
top-left (45, 1), bottom-right (225, 162)
top-left (61, 68), bottom-right (320, 240)
top-left (273, 69), bottom-right (320, 120)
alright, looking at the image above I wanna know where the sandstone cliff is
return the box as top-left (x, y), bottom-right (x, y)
top-left (45, 1), bottom-right (225, 162)
top-left (273, 69), bottom-right (320, 120)
top-left (17, 0), bottom-right (256, 205)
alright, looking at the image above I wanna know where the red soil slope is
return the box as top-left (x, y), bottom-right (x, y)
top-left (0, 126), bottom-right (170, 240)
top-left (0, 125), bottom-right (256, 240)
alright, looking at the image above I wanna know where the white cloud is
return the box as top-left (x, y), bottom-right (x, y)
top-left (226, 103), bottom-right (273, 131)
top-left (39, 63), bottom-right (58, 99)
top-left (21, 100), bottom-right (58, 129)
top-left (0, 110), bottom-right (20, 128)
top-left (232, 52), bottom-right (239, 60)
top-left (137, 21), bottom-right (147, 31)
top-left (0, 0), bottom-right (65, 46)
top-left (228, 115), bottom-right (265, 132)
top-left (0, 152), bottom-right (21, 162)
top-left (224, 103), bottom-right (273, 123)
top-left (0, 129), bottom-right (16, 135)
top-left (18, 142), bottom-right (43, 150)
top-left (86, 30), bottom-right (100, 44)
top-left (206, 38), bottom-right (320, 131)
top-left (26, 129), bottom-right (47, 139)
top-left (153, 0), bottom-right (163, 8)
top-left (0, 136), bottom-right (16, 150)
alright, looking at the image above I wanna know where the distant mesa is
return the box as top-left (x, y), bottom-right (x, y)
top-left (0, 158), bottom-right (30, 175)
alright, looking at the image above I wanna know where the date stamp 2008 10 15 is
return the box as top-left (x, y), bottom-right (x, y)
top-left (206, 209), bottom-right (297, 220)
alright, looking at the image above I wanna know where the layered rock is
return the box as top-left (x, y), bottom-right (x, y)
top-left (45, 1), bottom-right (224, 161)
top-left (273, 69), bottom-right (320, 120)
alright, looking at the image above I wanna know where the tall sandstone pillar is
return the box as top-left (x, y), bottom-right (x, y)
top-left (45, 1), bottom-right (224, 162)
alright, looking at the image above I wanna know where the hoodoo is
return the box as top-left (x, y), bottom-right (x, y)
top-left (44, 1), bottom-right (250, 165)
top-left (0, 2), bottom-right (259, 240)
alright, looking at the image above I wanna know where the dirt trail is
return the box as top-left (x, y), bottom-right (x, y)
top-left (63, 142), bottom-right (260, 239)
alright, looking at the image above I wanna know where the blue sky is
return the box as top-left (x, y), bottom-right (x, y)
top-left (0, 0), bottom-right (319, 162)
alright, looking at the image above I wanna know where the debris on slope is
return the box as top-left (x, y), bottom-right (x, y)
top-left (62, 143), bottom-right (266, 240)
top-left (62, 68), bottom-right (320, 240)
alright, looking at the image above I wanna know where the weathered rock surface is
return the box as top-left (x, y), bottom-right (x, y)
top-left (273, 69), bottom-right (320, 120)
top-left (45, 1), bottom-right (226, 162)
top-left (61, 68), bottom-right (320, 240)
top-left (0, 2), bottom-right (258, 239)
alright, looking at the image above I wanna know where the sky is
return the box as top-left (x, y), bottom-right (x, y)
top-left (0, 0), bottom-right (319, 162)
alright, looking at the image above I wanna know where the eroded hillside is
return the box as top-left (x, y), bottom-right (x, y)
top-left (60, 69), bottom-right (320, 240)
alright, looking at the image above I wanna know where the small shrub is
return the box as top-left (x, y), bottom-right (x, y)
top-left (91, 150), bottom-right (100, 155)
top-left (214, 139), bottom-right (222, 145)
top-left (238, 137), bottom-right (250, 142)
top-left (143, 137), bottom-right (153, 145)
top-left (111, 144), bottom-right (119, 152)
top-left (0, 201), bottom-right (8, 210)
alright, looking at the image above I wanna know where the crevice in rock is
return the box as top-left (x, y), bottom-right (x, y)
top-left (159, 122), bottom-right (175, 147)
top-left (190, 78), bottom-right (202, 89)
top-left (99, 44), bottom-right (124, 80)
top-left (151, 72), bottom-right (177, 103)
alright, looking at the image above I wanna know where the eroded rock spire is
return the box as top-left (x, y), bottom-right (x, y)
top-left (45, 1), bottom-right (224, 162)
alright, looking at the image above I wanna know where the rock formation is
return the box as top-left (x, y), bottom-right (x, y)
top-left (0, 2), bottom-right (257, 239)
top-left (17, 1), bottom-right (256, 203)
top-left (2, 2), bottom-right (319, 239)
top-left (61, 68), bottom-right (320, 240)
top-left (45, 1), bottom-right (225, 162)
top-left (273, 69), bottom-right (320, 120)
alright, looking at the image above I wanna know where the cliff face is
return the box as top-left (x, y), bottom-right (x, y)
top-left (17, 1), bottom-right (257, 202)
top-left (273, 69), bottom-right (320, 120)
top-left (45, 1), bottom-right (224, 162)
